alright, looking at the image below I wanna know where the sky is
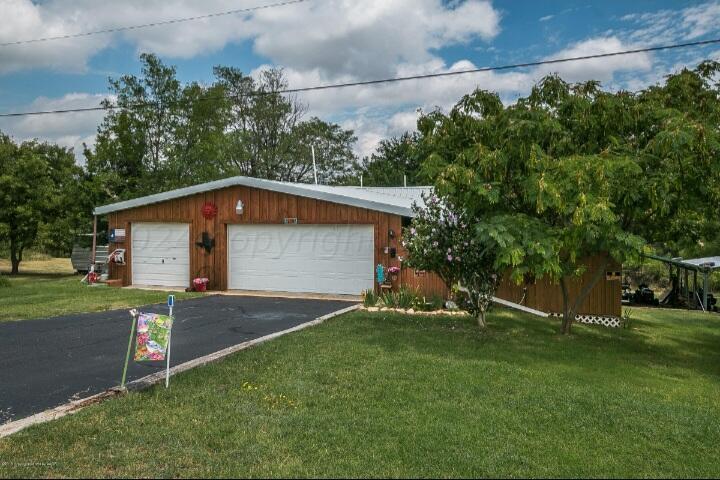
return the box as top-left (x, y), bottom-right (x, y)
top-left (0, 0), bottom-right (719, 163)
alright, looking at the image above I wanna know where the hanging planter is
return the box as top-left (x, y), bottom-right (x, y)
top-left (388, 266), bottom-right (400, 282)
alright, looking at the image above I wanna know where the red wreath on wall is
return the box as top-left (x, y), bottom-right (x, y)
top-left (201, 202), bottom-right (218, 220)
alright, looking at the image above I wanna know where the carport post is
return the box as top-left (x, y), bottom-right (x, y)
top-left (91, 215), bottom-right (97, 265)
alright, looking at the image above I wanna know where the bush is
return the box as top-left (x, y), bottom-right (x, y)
top-left (362, 289), bottom-right (379, 307)
top-left (396, 287), bottom-right (417, 309)
top-left (622, 308), bottom-right (634, 329)
top-left (0, 274), bottom-right (10, 288)
top-left (380, 291), bottom-right (398, 308)
top-left (412, 293), bottom-right (446, 311)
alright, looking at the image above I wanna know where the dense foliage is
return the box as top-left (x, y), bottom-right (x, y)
top-left (347, 132), bottom-right (430, 186)
top-left (415, 62), bottom-right (720, 333)
top-left (0, 135), bottom-right (94, 272)
top-left (402, 193), bottom-right (499, 326)
top-left (86, 54), bottom-right (357, 201)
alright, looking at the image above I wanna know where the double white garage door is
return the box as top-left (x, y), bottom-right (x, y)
top-left (131, 222), bottom-right (374, 295)
top-left (228, 224), bottom-right (374, 295)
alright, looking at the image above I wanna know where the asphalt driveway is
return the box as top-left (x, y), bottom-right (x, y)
top-left (0, 295), bottom-right (354, 424)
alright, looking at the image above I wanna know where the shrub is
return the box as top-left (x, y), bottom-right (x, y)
top-left (428, 293), bottom-right (445, 311)
top-left (380, 291), bottom-right (398, 308)
top-left (622, 308), bottom-right (634, 329)
top-left (403, 194), bottom-right (499, 327)
top-left (362, 289), bottom-right (379, 307)
top-left (0, 274), bottom-right (10, 288)
top-left (396, 287), bottom-right (417, 309)
top-left (412, 293), bottom-right (446, 311)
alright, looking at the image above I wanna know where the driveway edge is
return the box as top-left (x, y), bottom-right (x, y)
top-left (0, 304), bottom-right (360, 439)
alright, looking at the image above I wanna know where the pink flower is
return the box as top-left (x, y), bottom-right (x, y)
top-left (447, 254), bottom-right (453, 262)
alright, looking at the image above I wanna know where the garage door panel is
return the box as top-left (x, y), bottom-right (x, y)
top-left (132, 223), bottom-right (190, 288)
top-left (131, 254), bottom-right (190, 265)
top-left (228, 224), bottom-right (374, 295)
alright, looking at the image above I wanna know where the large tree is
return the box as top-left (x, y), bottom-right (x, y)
top-left (416, 62), bottom-right (720, 334)
top-left (347, 132), bottom-right (430, 186)
top-left (0, 135), bottom-right (86, 273)
top-left (87, 55), bottom-right (357, 202)
top-left (214, 66), bottom-right (355, 183)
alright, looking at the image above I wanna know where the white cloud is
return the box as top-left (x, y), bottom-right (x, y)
top-left (0, 0), bottom-right (501, 77)
top-left (3, 0), bottom-right (718, 163)
top-left (0, 0), bottom-right (112, 74)
top-left (536, 36), bottom-right (653, 83)
top-left (622, 1), bottom-right (720, 45)
top-left (0, 93), bottom-right (111, 162)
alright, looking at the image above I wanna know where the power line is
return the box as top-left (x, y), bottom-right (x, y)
top-left (1, 37), bottom-right (719, 119)
top-left (0, 0), bottom-right (309, 47)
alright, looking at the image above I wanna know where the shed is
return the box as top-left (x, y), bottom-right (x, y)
top-left (94, 176), bottom-right (621, 320)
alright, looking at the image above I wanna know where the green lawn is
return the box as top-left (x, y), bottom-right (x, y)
top-left (1, 306), bottom-right (718, 477)
top-left (0, 274), bottom-right (201, 322)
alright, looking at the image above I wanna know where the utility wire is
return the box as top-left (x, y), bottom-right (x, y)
top-left (1, 37), bottom-right (719, 118)
top-left (0, 0), bottom-right (309, 47)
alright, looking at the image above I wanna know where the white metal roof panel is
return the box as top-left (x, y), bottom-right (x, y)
top-left (94, 176), bottom-right (429, 217)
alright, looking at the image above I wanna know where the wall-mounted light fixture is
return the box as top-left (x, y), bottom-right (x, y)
top-left (235, 199), bottom-right (244, 215)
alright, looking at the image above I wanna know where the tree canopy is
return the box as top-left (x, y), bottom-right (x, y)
top-left (86, 54), bottom-right (357, 202)
top-left (415, 62), bottom-right (720, 333)
top-left (0, 135), bottom-right (92, 273)
top-left (347, 132), bottom-right (431, 187)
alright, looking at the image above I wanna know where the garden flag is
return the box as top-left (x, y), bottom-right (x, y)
top-left (134, 312), bottom-right (173, 361)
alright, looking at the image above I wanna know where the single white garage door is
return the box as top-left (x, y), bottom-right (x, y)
top-left (132, 223), bottom-right (190, 288)
top-left (228, 224), bottom-right (374, 295)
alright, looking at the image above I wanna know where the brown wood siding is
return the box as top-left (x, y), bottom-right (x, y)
top-left (495, 253), bottom-right (622, 317)
top-left (104, 185), bottom-right (620, 317)
top-left (400, 267), bottom-right (450, 298)
top-left (106, 185), bottom-right (405, 291)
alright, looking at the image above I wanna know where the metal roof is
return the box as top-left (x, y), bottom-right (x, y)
top-left (93, 176), bottom-right (431, 217)
top-left (644, 253), bottom-right (720, 272)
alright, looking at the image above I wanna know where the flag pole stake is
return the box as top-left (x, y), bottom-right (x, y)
top-left (121, 309), bottom-right (138, 389)
top-left (165, 295), bottom-right (175, 388)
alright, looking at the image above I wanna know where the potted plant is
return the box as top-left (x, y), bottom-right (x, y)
top-left (387, 266), bottom-right (400, 282)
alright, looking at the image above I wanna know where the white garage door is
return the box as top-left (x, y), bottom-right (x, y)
top-left (132, 223), bottom-right (190, 288)
top-left (228, 224), bottom-right (374, 295)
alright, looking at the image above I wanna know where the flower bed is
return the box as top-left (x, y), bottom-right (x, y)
top-left (360, 306), bottom-right (468, 316)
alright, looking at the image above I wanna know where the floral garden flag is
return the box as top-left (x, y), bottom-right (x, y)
top-left (134, 313), bottom-right (173, 361)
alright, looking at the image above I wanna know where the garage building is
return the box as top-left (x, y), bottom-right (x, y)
top-left (94, 175), bottom-right (621, 321)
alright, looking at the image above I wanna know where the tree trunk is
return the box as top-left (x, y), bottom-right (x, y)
top-left (476, 310), bottom-right (486, 329)
top-left (9, 240), bottom-right (21, 275)
top-left (559, 257), bottom-right (610, 335)
top-left (559, 277), bottom-right (572, 334)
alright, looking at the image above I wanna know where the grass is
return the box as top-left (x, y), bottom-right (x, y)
top-left (0, 258), bottom-right (201, 322)
top-left (0, 256), bottom-right (75, 275)
top-left (1, 307), bottom-right (719, 477)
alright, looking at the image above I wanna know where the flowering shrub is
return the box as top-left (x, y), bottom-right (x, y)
top-left (403, 193), bottom-right (500, 327)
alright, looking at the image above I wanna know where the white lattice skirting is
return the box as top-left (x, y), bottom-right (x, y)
top-left (548, 312), bottom-right (622, 328)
